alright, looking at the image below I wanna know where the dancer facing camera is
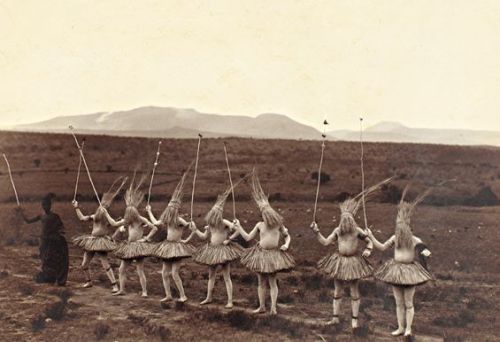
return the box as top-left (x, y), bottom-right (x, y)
top-left (310, 178), bottom-right (390, 329)
top-left (367, 186), bottom-right (433, 337)
top-left (146, 167), bottom-right (196, 303)
top-left (190, 183), bottom-right (245, 309)
top-left (104, 176), bottom-right (158, 297)
top-left (17, 193), bottom-right (69, 286)
top-left (72, 177), bottom-right (127, 292)
top-left (234, 172), bottom-right (295, 315)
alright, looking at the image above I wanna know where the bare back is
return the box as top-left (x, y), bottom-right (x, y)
top-left (127, 221), bottom-right (145, 242)
top-left (257, 222), bottom-right (281, 250)
top-left (335, 227), bottom-right (366, 256)
top-left (391, 235), bottom-right (423, 263)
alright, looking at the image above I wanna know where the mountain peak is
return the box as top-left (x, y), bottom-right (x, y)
top-left (366, 121), bottom-right (407, 132)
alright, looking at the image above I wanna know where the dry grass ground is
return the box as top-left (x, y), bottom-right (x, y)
top-left (0, 131), bottom-right (499, 341)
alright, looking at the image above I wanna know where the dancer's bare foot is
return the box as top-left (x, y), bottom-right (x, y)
top-left (404, 329), bottom-right (412, 337)
top-left (270, 308), bottom-right (277, 315)
top-left (352, 318), bottom-right (359, 329)
top-left (82, 281), bottom-right (93, 288)
top-left (200, 298), bottom-right (213, 305)
top-left (391, 328), bottom-right (404, 336)
top-left (112, 291), bottom-right (125, 296)
top-left (177, 296), bottom-right (188, 303)
top-left (111, 284), bottom-right (119, 293)
top-left (252, 307), bottom-right (266, 314)
top-left (141, 292), bottom-right (148, 298)
top-left (225, 302), bottom-right (234, 309)
top-left (326, 317), bottom-right (340, 325)
top-left (160, 296), bottom-right (173, 302)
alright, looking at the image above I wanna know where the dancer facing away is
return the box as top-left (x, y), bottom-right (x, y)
top-left (16, 193), bottom-right (69, 286)
top-left (367, 186), bottom-right (433, 337)
top-left (311, 197), bottom-right (373, 329)
top-left (146, 168), bottom-right (196, 303)
top-left (72, 177), bottom-right (127, 292)
top-left (104, 176), bottom-right (158, 297)
top-left (234, 172), bottom-right (295, 315)
top-left (190, 183), bottom-right (245, 309)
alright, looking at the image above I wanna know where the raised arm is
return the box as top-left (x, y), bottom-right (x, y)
top-left (16, 207), bottom-right (41, 224)
top-left (223, 219), bottom-right (240, 245)
top-left (234, 220), bottom-right (259, 242)
top-left (280, 225), bottom-right (291, 251)
top-left (367, 229), bottom-right (394, 251)
top-left (72, 200), bottom-right (93, 221)
top-left (188, 219), bottom-right (209, 240)
top-left (103, 209), bottom-right (125, 227)
top-left (145, 204), bottom-right (161, 225)
top-left (138, 215), bottom-right (158, 241)
top-left (310, 222), bottom-right (337, 246)
top-left (356, 227), bottom-right (373, 257)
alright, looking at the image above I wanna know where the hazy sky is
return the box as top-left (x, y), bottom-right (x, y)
top-left (1, 1), bottom-right (499, 131)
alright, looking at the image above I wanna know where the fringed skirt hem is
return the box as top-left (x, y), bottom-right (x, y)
top-left (151, 241), bottom-right (196, 261)
top-left (113, 241), bottom-right (155, 260)
top-left (240, 245), bottom-right (295, 274)
top-left (317, 252), bottom-right (373, 281)
top-left (193, 242), bottom-right (245, 265)
top-left (72, 235), bottom-right (116, 252)
top-left (374, 259), bottom-right (433, 286)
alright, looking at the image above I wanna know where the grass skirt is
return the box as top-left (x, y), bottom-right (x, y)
top-left (240, 245), bottom-right (295, 274)
top-left (113, 241), bottom-right (155, 260)
top-left (193, 242), bottom-right (245, 266)
top-left (151, 240), bottom-right (196, 261)
top-left (317, 252), bottom-right (373, 281)
top-left (72, 234), bottom-right (116, 252)
top-left (374, 259), bottom-right (433, 286)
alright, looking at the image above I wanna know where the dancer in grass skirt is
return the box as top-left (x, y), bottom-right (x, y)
top-left (72, 177), bottom-right (127, 292)
top-left (191, 182), bottom-right (245, 309)
top-left (104, 176), bottom-right (158, 297)
top-left (310, 178), bottom-right (390, 329)
top-left (367, 185), bottom-right (433, 337)
top-left (234, 172), bottom-right (295, 315)
top-left (146, 167), bottom-right (196, 303)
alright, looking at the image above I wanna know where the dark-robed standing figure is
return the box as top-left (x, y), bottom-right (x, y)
top-left (17, 193), bottom-right (69, 286)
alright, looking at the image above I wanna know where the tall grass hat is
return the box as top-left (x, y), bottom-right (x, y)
top-left (159, 162), bottom-right (194, 226)
top-left (251, 170), bottom-right (283, 228)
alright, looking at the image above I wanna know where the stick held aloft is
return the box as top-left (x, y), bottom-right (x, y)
top-left (2, 154), bottom-right (20, 206)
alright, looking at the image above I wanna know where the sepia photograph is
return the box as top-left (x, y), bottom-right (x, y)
top-left (0, 1), bottom-right (499, 341)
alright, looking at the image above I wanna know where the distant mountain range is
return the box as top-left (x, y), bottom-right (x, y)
top-left (328, 121), bottom-right (500, 146)
top-left (13, 106), bottom-right (500, 146)
top-left (15, 106), bottom-right (321, 140)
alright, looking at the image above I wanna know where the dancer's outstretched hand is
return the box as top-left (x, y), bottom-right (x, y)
top-left (138, 238), bottom-right (147, 243)
top-left (145, 204), bottom-right (151, 212)
top-left (362, 249), bottom-right (371, 258)
top-left (366, 228), bottom-right (374, 238)
top-left (189, 221), bottom-right (197, 231)
top-left (233, 219), bottom-right (241, 227)
top-left (223, 239), bottom-right (230, 246)
top-left (72, 200), bottom-right (79, 208)
top-left (310, 222), bottom-right (319, 233)
top-left (421, 249), bottom-right (431, 257)
top-left (280, 244), bottom-right (288, 251)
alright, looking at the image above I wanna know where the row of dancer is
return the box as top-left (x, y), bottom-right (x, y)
top-left (72, 169), bottom-right (295, 315)
top-left (71, 167), bottom-right (432, 337)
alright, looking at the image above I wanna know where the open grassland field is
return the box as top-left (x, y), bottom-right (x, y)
top-left (0, 131), bottom-right (499, 341)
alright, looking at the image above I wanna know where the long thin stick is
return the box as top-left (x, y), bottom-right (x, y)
top-left (2, 154), bottom-right (20, 206)
top-left (190, 134), bottom-right (202, 221)
top-left (69, 126), bottom-right (102, 206)
top-left (147, 141), bottom-right (162, 205)
top-left (359, 117), bottom-right (368, 231)
top-left (73, 140), bottom-right (85, 201)
top-left (313, 120), bottom-right (329, 222)
top-left (223, 142), bottom-right (236, 219)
